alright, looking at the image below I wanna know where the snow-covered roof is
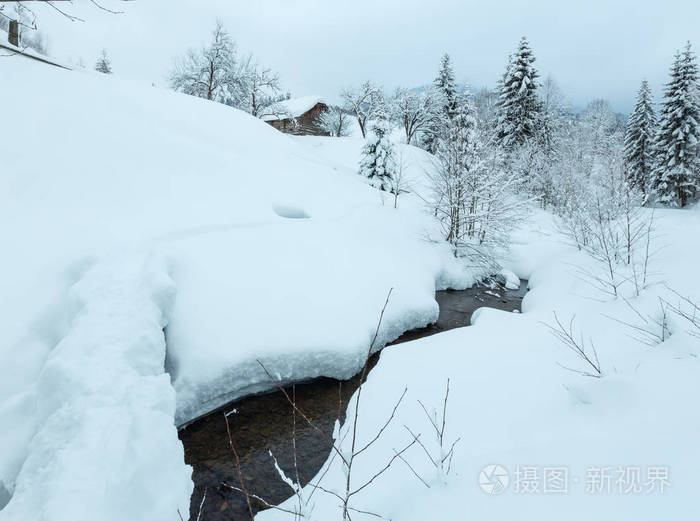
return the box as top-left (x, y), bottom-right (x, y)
top-left (261, 95), bottom-right (326, 121)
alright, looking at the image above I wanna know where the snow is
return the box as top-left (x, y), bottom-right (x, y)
top-left (0, 254), bottom-right (191, 521)
top-left (261, 95), bottom-right (325, 121)
top-left (0, 56), bottom-right (471, 518)
top-left (259, 207), bottom-right (700, 521)
top-left (4, 40), bottom-right (699, 521)
top-left (499, 268), bottom-right (521, 289)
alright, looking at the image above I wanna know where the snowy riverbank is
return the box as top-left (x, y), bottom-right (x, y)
top-left (259, 206), bottom-right (700, 521)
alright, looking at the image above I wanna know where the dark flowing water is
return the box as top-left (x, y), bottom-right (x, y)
top-left (178, 280), bottom-right (527, 520)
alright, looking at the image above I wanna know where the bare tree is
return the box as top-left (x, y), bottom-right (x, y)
top-left (341, 81), bottom-right (383, 138)
top-left (391, 87), bottom-right (442, 145)
top-left (388, 149), bottom-right (411, 208)
top-left (169, 20), bottom-right (286, 120)
top-left (319, 106), bottom-right (352, 137)
top-left (604, 296), bottom-right (671, 346)
top-left (665, 287), bottom-right (700, 340)
top-left (235, 56), bottom-right (285, 118)
top-left (543, 312), bottom-right (602, 378)
top-left (403, 379), bottom-right (460, 486)
top-left (169, 20), bottom-right (238, 103)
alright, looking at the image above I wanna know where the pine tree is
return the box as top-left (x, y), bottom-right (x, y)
top-left (422, 54), bottom-right (458, 154)
top-left (435, 53), bottom-right (458, 118)
top-left (496, 37), bottom-right (541, 149)
top-left (624, 80), bottom-right (656, 199)
top-left (359, 99), bottom-right (395, 191)
top-left (652, 42), bottom-right (700, 207)
top-left (95, 49), bottom-right (113, 74)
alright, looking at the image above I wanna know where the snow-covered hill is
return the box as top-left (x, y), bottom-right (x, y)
top-left (0, 57), bottom-right (471, 520)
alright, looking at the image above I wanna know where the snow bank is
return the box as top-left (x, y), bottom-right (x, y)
top-left (260, 207), bottom-right (700, 521)
top-left (0, 254), bottom-right (191, 521)
top-left (165, 204), bottom-right (466, 424)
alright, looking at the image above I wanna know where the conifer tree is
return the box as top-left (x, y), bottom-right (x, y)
top-left (422, 53), bottom-right (458, 153)
top-left (94, 49), bottom-right (113, 74)
top-left (624, 79), bottom-right (656, 199)
top-left (434, 53), bottom-right (458, 118)
top-left (359, 99), bottom-right (395, 191)
top-left (652, 42), bottom-right (700, 207)
top-left (496, 37), bottom-right (541, 149)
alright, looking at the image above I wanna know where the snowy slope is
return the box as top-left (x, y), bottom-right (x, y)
top-left (260, 207), bottom-right (700, 521)
top-left (0, 57), bottom-right (471, 519)
top-left (292, 133), bottom-right (437, 198)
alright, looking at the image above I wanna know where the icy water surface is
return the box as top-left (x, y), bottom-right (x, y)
top-left (178, 280), bottom-right (527, 520)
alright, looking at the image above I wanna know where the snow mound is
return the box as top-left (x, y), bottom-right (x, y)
top-left (499, 268), bottom-right (521, 289)
top-left (273, 204), bottom-right (311, 219)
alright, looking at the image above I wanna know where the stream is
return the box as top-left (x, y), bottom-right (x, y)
top-left (178, 279), bottom-right (528, 520)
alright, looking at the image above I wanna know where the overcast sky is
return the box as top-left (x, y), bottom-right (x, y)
top-left (25, 0), bottom-right (700, 113)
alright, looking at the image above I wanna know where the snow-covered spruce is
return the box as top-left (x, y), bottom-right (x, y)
top-left (94, 49), bottom-right (112, 74)
top-left (434, 53), bottom-right (459, 120)
top-left (652, 41), bottom-right (700, 207)
top-left (496, 36), bottom-right (542, 150)
top-left (421, 54), bottom-right (458, 154)
top-left (624, 79), bottom-right (657, 199)
top-left (358, 100), bottom-right (395, 191)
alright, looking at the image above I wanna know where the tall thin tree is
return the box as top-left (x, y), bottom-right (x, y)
top-left (624, 79), bottom-right (657, 200)
top-left (422, 54), bottom-right (458, 153)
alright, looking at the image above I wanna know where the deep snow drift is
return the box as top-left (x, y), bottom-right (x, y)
top-left (0, 57), bottom-right (471, 520)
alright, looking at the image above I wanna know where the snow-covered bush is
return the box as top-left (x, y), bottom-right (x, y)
top-left (554, 145), bottom-right (656, 298)
top-left (359, 102), bottom-right (395, 191)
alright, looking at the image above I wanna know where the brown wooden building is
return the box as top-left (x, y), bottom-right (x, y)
top-left (263, 96), bottom-right (330, 136)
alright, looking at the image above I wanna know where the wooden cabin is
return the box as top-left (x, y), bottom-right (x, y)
top-left (262, 96), bottom-right (330, 136)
